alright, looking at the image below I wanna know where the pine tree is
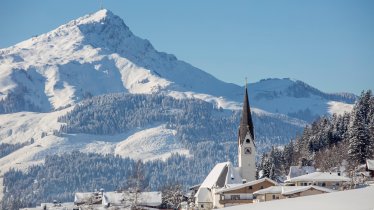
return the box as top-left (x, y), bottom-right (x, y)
top-left (348, 91), bottom-right (373, 165)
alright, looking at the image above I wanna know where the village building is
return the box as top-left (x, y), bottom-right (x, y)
top-left (214, 178), bottom-right (278, 207)
top-left (74, 191), bottom-right (103, 206)
top-left (253, 185), bottom-right (335, 203)
top-left (366, 159), bottom-right (374, 179)
top-left (20, 202), bottom-right (77, 210)
top-left (194, 85), bottom-right (272, 209)
top-left (102, 191), bottom-right (162, 208)
top-left (72, 190), bottom-right (162, 209)
top-left (285, 171), bottom-right (350, 190)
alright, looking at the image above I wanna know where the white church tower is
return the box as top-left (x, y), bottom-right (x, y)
top-left (238, 84), bottom-right (256, 182)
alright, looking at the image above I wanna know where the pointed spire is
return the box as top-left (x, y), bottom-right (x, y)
top-left (239, 80), bottom-right (254, 144)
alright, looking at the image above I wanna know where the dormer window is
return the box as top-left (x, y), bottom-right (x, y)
top-left (246, 139), bottom-right (250, 143)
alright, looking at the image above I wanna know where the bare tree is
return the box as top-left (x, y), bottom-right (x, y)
top-left (162, 184), bottom-right (184, 209)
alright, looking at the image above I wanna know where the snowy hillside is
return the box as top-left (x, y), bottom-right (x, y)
top-left (0, 9), bottom-right (354, 117)
top-left (0, 9), bottom-right (356, 173)
top-left (0, 9), bottom-right (240, 112)
top-left (248, 78), bottom-right (355, 121)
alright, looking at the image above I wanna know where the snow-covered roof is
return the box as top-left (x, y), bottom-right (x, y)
top-left (195, 161), bottom-right (242, 203)
top-left (102, 191), bottom-right (161, 207)
top-left (366, 159), bottom-right (374, 170)
top-left (195, 188), bottom-right (213, 203)
top-left (285, 186), bottom-right (334, 195)
top-left (226, 185), bottom-right (374, 210)
top-left (215, 178), bottom-right (278, 193)
top-left (200, 161), bottom-right (242, 189)
top-left (253, 186), bottom-right (284, 195)
top-left (287, 166), bottom-right (316, 179)
top-left (253, 185), bottom-right (335, 196)
top-left (74, 192), bottom-right (100, 204)
top-left (285, 172), bottom-right (350, 183)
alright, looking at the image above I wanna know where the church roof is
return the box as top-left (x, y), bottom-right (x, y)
top-left (195, 162), bottom-right (242, 203)
top-left (239, 86), bottom-right (254, 144)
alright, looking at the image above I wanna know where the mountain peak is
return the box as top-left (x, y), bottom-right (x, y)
top-left (74, 9), bottom-right (116, 25)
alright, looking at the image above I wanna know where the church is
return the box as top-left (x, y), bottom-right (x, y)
top-left (194, 85), bottom-right (278, 209)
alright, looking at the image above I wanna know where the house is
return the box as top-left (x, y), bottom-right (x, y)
top-left (366, 159), bottom-right (374, 178)
top-left (74, 191), bottom-right (103, 205)
top-left (194, 85), bottom-right (264, 209)
top-left (195, 162), bottom-right (243, 209)
top-left (253, 185), bottom-right (335, 203)
top-left (285, 172), bottom-right (350, 190)
top-left (102, 191), bottom-right (162, 208)
top-left (214, 178), bottom-right (278, 207)
top-left (287, 166), bottom-right (316, 180)
top-left (20, 202), bottom-right (77, 210)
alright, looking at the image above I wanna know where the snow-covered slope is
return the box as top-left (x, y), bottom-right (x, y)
top-left (0, 9), bottom-right (240, 112)
top-left (248, 78), bottom-right (355, 121)
top-left (0, 10), bottom-right (354, 117)
top-left (0, 9), bottom-right (356, 168)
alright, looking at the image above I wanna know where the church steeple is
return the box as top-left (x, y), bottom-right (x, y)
top-left (237, 80), bottom-right (256, 182)
top-left (238, 84), bottom-right (254, 145)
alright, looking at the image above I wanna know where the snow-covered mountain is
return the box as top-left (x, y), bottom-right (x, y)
top-left (0, 9), bottom-right (356, 174)
top-left (0, 9), bottom-right (241, 112)
top-left (0, 9), bottom-right (354, 115)
top-left (248, 78), bottom-right (355, 121)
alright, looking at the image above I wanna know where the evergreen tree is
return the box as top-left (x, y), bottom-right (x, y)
top-left (348, 91), bottom-right (373, 165)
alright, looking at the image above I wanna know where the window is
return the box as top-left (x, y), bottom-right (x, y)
top-left (322, 182), bottom-right (326, 187)
top-left (272, 195), bottom-right (276, 199)
top-left (260, 186), bottom-right (264, 189)
top-left (246, 139), bottom-right (250, 143)
top-left (245, 147), bottom-right (252, 154)
top-left (248, 186), bottom-right (253, 190)
top-left (201, 204), bottom-right (204, 208)
top-left (231, 195), bottom-right (240, 200)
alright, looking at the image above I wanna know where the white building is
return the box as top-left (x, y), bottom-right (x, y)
top-left (253, 185), bottom-right (335, 203)
top-left (194, 85), bottom-right (259, 209)
top-left (102, 191), bottom-right (162, 208)
top-left (285, 171), bottom-right (351, 190)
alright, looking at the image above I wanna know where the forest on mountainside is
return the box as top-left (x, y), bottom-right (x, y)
top-left (258, 90), bottom-right (374, 180)
top-left (57, 93), bottom-right (304, 150)
top-left (3, 91), bottom-right (370, 209)
top-left (1, 141), bottom-right (238, 209)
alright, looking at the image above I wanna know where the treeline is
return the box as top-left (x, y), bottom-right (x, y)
top-left (1, 141), bottom-right (239, 209)
top-left (259, 90), bottom-right (374, 179)
top-left (0, 141), bottom-right (32, 159)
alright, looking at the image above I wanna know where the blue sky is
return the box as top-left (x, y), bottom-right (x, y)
top-left (1, 0), bottom-right (373, 95)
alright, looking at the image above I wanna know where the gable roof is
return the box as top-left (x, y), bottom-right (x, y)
top-left (74, 192), bottom-right (102, 204)
top-left (102, 191), bottom-right (161, 207)
top-left (199, 162), bottom-right (242, 189)
top-left (195, 162), bottom-right (242, 203)
top-left (366, 159), bottom-right (374, 170)
top-left (285, 172), bottom-right (350, 183)
top-left (253, 185), bottom-right (335, 196)
top-left (215, 178), bottom-right (278, 193)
